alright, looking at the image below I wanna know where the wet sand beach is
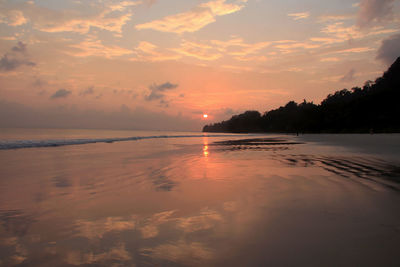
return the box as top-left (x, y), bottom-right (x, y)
top-left (0, 133), bottom-right (399, 266)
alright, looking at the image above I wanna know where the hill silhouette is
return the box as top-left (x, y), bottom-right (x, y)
top-left (203, 57), bottom-right (400, 133)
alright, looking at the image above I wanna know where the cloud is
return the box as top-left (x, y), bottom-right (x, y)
top-left (145, 82), bottom-right (178, 102)
top-left (320, 22), bottom-right (362, 41)
top-left (333, 47), bottom-right (373, 54)
top-left (38, 13), bottom-right (132, 34)
top-left (108, 1), bottom-right (141, 11)
top-left (0, 42), bottom-right (35, 72)
top-left (11, 41), bottom-right (26, 52)
top-left (173, 41), bottom-right (222, 61)
top-left (66, 38), bottom-right (133, 58)
top-left (10, 1), bottom-right (137, 35)
top-left (376, 33), bottom-right (400, 65)
top-left (310, 37), bottom-right (342, 45)
top-left (133, 41), bottom-right (181, 61)
top-left (80, 86), bottom-right (94, 96)
top-left (211, 38), bottom-right (270, 56)
top-left (288, 12), bottom-right (310, 20)
top-left (356, 0), bottom-right (395, 28)
top-left (316, 21), bottom-right (398, 46)
top-left (340, 69), bottom-right (356, 82)
top-left (273, 40), bottom-right (320, 54)
top-left (51, 89), bottom-right (71, 99)
top-left (0, 10), bottom-right (28, 26)
top-left (133, 38), bottom-right (271, 63)
top-left (136, 0), bottom-right (247, 34)
top-left (171, 38), bottom-right (270, 62)
top-left (320, 57), bottom-right (340, 62)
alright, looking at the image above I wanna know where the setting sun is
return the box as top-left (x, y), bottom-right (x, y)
top-left (203, 114), bottom-right (208, 118)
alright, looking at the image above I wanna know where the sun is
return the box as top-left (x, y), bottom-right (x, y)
top-left (203, 114), bottom-right (208, 118)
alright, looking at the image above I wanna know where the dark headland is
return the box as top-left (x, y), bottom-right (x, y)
top-left (203, 57), bottom-right (400, 134)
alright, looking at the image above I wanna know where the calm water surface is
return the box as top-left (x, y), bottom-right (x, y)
top-left (0, 129), bottom-right (399, 266)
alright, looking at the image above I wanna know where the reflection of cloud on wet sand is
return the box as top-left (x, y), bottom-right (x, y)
top-left (66, 243), bottom-right (132, 265)
top-left (0, 206), bottom-right (227, 265)
top-left (177, 208), bottom-right (222, 233)
top-left (139, 210), bottom-right (176, 238)
top-left (139, 208), bottom-right (225, 238)
top-left (0, 210), bottom-right (36, 237)
top-left (141, 240), bottom-right (213, 266)
top-left (139, 208), bottom-right (227, 265)
top-left (0, 236), bottom-right (28, 266)
top-left (75, 217), bottom-right (135, 239)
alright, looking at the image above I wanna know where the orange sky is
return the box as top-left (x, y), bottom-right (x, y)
top-left (0, 0), bottom-right (399, 130)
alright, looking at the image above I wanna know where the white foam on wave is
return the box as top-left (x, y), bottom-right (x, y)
top-left (0, 134), bottom-right (245, 150)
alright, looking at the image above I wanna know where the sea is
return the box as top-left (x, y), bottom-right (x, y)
top-left (0, 128), bottom-right (399, 266)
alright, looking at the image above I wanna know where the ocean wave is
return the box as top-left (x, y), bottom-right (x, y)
top-left (0, 134), bottom-right (245, 150)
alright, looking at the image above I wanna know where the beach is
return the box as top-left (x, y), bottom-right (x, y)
top-left (0, 129), bottom-right (399, 266)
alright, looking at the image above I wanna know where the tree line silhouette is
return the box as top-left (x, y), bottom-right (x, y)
top-left (203, 57), bottom-right (400, 133)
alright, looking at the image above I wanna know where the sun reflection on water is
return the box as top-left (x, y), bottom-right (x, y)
top-left (203, 137), bottom-right (209, 157)
top-left (203, 145), bottom-right (209, 157)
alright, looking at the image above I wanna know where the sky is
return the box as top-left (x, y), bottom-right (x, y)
top-left (0, 0), bottom-right (399, 131)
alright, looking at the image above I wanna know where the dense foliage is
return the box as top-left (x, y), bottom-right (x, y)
top-left (203, 57), bottom-right (400, 133)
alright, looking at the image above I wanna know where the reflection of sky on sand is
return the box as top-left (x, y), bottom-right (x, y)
top-left (0, 135), bottom-right (400, 266)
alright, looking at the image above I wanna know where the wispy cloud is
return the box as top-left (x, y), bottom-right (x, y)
top-left (288, 12), bottom-right (310, 20)
top-left (0, 42), bottom-right (35, 72)
top-left (310, 37), bottom-right (342, 45)
top-left (13, 0), bottom-right (139, 35)
top-left (274, 40), bottom-right (320, 54)
top-left (145, 82), bottom-right (178, 107)
top-left (37, 13), bottom-right (132, 34)
top-left (134, 41), bottom-right (181, 61)
top-left (318, 21), bottom-right (397, 44)
top-left (211, 38), bottom-right (270, 56)
top-left (0, 10), bottom-right (28, 26)
top-left (170, 38), bottom-right (270, 62)
top-left (333, 47), bottom-right (374, 54)
top-left (108, 1), bottom-right (141, 11)
top-left (136, 0), bottom-right (248, 34)
top-left (66, 38), bottom-right (133, 58)
top-left (320, 57), bottom-right (340, 62)
top-left (51, 88), bottom-right (71, 99)
top-left (173, 41), bottom-right (222, 61)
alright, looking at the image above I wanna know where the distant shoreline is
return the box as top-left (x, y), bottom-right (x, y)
top-left (203, 57), bottom-right (400, 134)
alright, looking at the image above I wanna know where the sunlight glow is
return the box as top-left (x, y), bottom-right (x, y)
top-left (203, 145), bottom-right (209, 157)
top-left (203, 114), bottom-right (208, 118)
